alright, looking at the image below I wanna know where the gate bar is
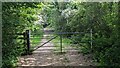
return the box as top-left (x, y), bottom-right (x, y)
top-left (33, 35), bottom-right (58, 51)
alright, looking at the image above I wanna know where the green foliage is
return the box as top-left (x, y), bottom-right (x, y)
top-left (2, 2), bottom-right (120, 67)
top-left (43, 2), bottom-right (120, 66)
top-left (2, 2), bottom-right (42, 67)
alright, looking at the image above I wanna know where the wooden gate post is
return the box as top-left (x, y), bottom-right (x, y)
top-left (26, 30), bottom-right (30, 54)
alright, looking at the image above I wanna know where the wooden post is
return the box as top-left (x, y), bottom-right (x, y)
top-left (60, 35), bottom-right (62, 53)
top-left (26, 30), bottom-right (30, 54)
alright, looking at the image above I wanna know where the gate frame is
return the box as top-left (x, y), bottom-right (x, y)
top-left (25, 29), bottom-right (93, 53)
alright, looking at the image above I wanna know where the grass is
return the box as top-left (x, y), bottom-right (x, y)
top-left (51, 35), bottom-right (90, 55)
top-left (30, 29), bottom-right (43, 49)
top-left (51, 35), bottom-right (72, 54)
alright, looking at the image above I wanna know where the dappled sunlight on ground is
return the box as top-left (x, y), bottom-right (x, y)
top-left (18, 28), bottom-right (95, 67)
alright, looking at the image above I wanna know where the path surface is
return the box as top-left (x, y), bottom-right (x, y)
top-left (18, 28), bottom-right (96, 67)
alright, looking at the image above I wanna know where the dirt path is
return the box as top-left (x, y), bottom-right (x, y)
top-left (18, 28), bottom-right (96, 67)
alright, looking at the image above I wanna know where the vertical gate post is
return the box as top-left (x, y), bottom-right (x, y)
top-left (26, 30), bottom-right (30, 54)
top-left (90, 29), bottom-right (93, 52)
top-left (60, 34), bottom-right (62, 53)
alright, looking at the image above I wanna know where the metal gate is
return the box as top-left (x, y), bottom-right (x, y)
top-left (26, 28), bottom-right (93, 54)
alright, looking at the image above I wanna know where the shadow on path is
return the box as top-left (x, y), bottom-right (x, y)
top-left (17, 28), bottom-right (96, 67)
